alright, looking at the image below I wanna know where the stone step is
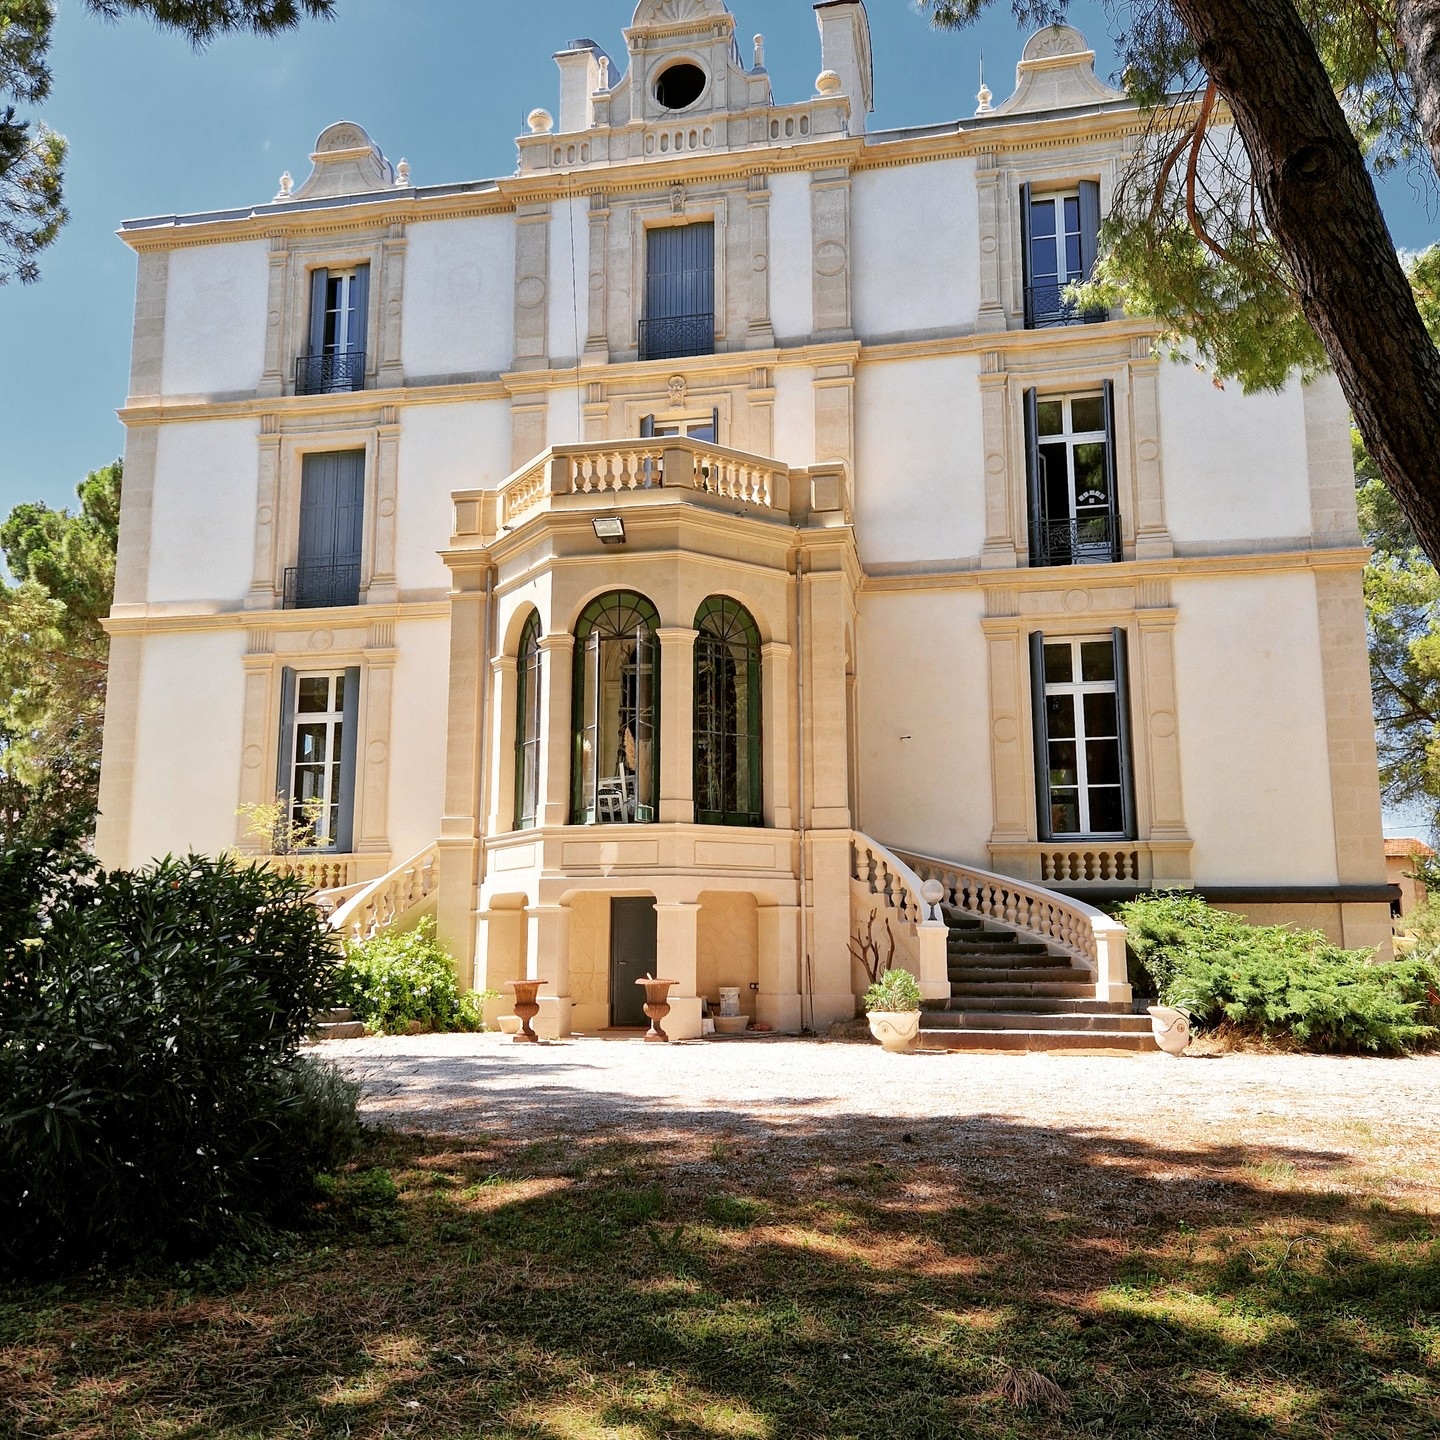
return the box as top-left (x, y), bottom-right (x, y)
top-left (946, 932), bottom-right (1040, 950)
top-left (949, 979), bottom-right (1095, 999)
top-left (923, 1010), bottom-right (1154, 1034)
top-left (318, 1007), bottom-right (357, 1024)
top-left (312, 1007), bottom-right (368, 1040)
top-left (950, 950), bottom-right (1065, 973)
top-left (919, 1026), bottom-right (1158, 1053)
top-left (924, 996), bottom-right (1132, 1015)
top-left (948, 966), bottom-right (1094, 985)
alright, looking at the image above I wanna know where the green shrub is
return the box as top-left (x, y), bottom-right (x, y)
top-left (0, 845), bottom-right (361, 1277)
top-left (337, 916), bottom-right (493, 1033)
top-left (863, 966), bottom-right (923, 1014)
top-left (1116, 892), bottom-right (1440, 1054)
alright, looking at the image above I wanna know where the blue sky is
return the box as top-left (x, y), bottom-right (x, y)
top-left (2, 0), bottom-right (1436, 518)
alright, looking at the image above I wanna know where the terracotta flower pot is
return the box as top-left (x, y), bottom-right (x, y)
top-left (867, 1009), bottom-right (921, 1054)
top-left (635, 976), bottom-right (679, 1043)
top-left (507, 979), bottom-right (547, 1044)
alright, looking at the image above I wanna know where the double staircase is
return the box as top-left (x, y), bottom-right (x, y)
top-left (922, 903), bottom-right (1154, 1051)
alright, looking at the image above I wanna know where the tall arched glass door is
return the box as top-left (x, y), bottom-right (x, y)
top-left (694, 596), bottom-right (762, 826)
top-left (572, 592), bottom-right (660, 824)
top-left (514, 611), bottom-right (542, 830)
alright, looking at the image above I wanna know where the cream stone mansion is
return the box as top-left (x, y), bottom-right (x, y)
top-left (96, 2), bottom-right (1391, 1045)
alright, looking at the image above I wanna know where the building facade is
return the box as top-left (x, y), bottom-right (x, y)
top-left (97, 2), bottom-right (1391, 1039)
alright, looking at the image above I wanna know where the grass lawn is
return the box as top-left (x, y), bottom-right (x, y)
top-left (3, 1094), bottom-right (1437, 1440)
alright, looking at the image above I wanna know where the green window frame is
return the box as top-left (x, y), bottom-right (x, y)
top-left (694, 596), bottom-right (763, 827)
top-left (571, 591), bottom-right (661, 825)
top-left (514, 612), bottom-right (542, 830)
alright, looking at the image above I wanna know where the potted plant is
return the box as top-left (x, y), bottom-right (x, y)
top-left (863, 967), bottom-right (923, 1054)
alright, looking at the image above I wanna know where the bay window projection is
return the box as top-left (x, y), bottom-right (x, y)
top-left (276, 668), bottom-right (359, 851)
top-left (1029, 633), bottom-right (1135, 840)
top-left (514, 613), bottom-right (542, 830)
top-left (1020, 182), bottom-right (1102, 327)
top-left (297, 264), bottom-right (369, 394)
top-left (1024, 387), bottom-right (1121, 567)
top-left (693, 597), bottom-right (762, 827)
top-left (572, 592), bottom-right (660, 825)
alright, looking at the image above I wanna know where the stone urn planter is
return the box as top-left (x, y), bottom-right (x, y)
top-left (1147, 1005), bottom-right (1193, 1055)
top-left (866, 1009), bottom-right (922, 1054)
top-left (635, 976), bottom-right (679, 1043)
top-left (507, 979), bottom-right (547, 1044)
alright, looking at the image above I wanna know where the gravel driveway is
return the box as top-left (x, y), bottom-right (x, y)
top-left (318, 1032), bottom-right (1440, 1201)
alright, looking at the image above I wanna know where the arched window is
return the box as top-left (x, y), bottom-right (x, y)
top-left (694, 596), bottom-right (762, 826)
top-left (514, 612), bottom-right (542, 830)
top-left (572, 591), bottom-right (660, 825)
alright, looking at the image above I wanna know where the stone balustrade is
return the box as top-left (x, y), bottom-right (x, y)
top-left (891, 844), bottom-right (1131, 1005)
top-left (254, 852), bottom-right (363, 891)
top-left (849, 833), bottom-right (951, 1002)
top-left (455, 438), bottom-right (804, 545)
top-left (327, 844), bottom-right (440, 942)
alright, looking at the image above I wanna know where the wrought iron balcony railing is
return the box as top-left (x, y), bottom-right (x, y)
top-left (1033, 515), bottom-right (1119, 567)
top-left (1025, 282), bottom-right (1108, 329)
top-left (283, 560), bottom-right (362, 610)
top-left (295, 349), bottom-right (366, 395)
top-left (638, 312), bottom-right (714, 362)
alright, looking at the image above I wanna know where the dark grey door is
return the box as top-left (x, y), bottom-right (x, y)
top-left (610, 897), bottom-right (657, 1027)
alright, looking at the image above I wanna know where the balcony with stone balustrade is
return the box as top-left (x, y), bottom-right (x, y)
top-left (450, 437), bottom-right (850, 550)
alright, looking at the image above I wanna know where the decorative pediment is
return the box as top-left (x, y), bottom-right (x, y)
top-left (990, 25), bottom-right (1124, 117)
top-left (631, 0), bottom-right (728, 26)
top-left (290, 120), bottom-right (396, 201)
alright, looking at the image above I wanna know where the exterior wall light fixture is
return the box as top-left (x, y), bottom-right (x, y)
top-left (592, 516), bottom-right (626, 545)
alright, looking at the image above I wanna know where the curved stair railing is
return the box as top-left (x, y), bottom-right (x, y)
top-left (323, 843), bottom-right (441, 942)
top-left (850, 834), bottom-right (953, 1002)
top-left (889, 844), bottom-right (1131, 1004)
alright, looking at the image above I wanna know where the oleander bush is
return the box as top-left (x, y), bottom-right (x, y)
top-left (1116, 891), bottom-right (1440, 1054)
top-left (337, 916), bottom-right (492, 1033)
top-left (862, 966), bottom-right (923, 1014)
top-left (0, 843), bottom-right (360, 1277)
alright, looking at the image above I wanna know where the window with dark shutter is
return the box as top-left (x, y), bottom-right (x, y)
top-left (297, 264), bottom-right (368, 393)
top-left (1023, 387), bottom-right (1121, 567)
top-left (287, 451), bottom-right (364, 608)
top-left (277, 667), bottom-right (360, 852)
top-left (640, 223), bottom-right (714, 361)
top-left (1020, 181), bottom-right (1105, 328)
top-left (1030, 632), bottom-right (1136, 840)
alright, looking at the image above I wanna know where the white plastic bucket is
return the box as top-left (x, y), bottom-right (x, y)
top-left (718, 986), bottom-right (742, 1017)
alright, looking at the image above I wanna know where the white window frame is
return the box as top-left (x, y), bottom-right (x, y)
top-left (1041, 635), bottom-right (1126, 838)
top-left (1028, 190), bottom-right (1085, 289)
top-left (290, 672), bottom-right (348, 849)
top-left (323, 269), bottom-right (361, 357)
top-left (1035, 393), bottom-right (1109, 523)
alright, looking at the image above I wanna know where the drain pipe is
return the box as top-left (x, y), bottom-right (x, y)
top-left (793, 545), bottom-right (813, 1032)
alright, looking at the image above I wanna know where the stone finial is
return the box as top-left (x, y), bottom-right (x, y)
top-left (598, 54), bottom-right (611, 90)
top-left (975, 81), bottom-right (993, 115)
top-left (753, 34), bottom-right (765, 70)
top-left (528, 108), bottom-right (554, 134)
top-left (815, 69), bottom-right (842, 96)
top-left (395, 158), bottom-right (411, 186)
top-left (275, 170), bottom-right (294, 201)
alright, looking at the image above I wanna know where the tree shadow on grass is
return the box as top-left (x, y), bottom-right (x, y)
top-left (3, 1102), bottom-right (1437, 1439)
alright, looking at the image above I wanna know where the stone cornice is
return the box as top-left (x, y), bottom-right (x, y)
top-left (101, 598), bottom-right (451, 639)
top-left (866, 546), bottom-right (1371, 598)
top-left (116, 102), bottom-right (1157, 254)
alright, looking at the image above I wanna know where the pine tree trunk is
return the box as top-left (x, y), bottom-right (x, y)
top-left (1398, 0), bottom-right (1440, 179)
top-left (1171, 0), bottom-right (1440, 563)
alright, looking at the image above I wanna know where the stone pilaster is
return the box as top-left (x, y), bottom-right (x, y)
top-left (366, 406), bottom-right (401, 605)
top-left (1129, 344), bottom-right (1174, 559)
top-left (94, 632), bottom-right (145, 870)
top-left (983, 594), bottom-right (1031, 845)
top-left (527, 904), bottom-right (573, 1038)
top-left (513, 202), bottom-right (551, 369)
top-left (654, 901), bottom-right (703, 1039)
top-left (357, 627), bottom-right (396, 857)
top-left (112, 423), bottom-right (159, 611)
top-left (259, 237), bottom-right (288, 398)
top-left (756, 903), bottom-right (802, 1032)
top-left (584, 195), bottom-right (610, 364)
top-left (488, 655), bottom-right (519, 836)
top-left (746, 173), bottom-right (775, 348)
top-left (236, 632), bottom-right (278, 847)
top-left (246, 416), bottom-right (282, 609)
top-left (538, 633), bottom-right (575, 827)
top-left (377, 223), bottom-right (407, 388)
top-left (810, 166), bottom-right (853, 339)
top-left (1133, 583), bottom-right (1191, 884)
top-left (657, 627), bottom-right (698, 824)
top-left (128, 249), bottom-right (170, 400)
top-left (1305, 372), bottom-right (1362, 545)
top-left (980, 363), bottom-right (1017, 568)
top-left (760, 641), bottom-right (793, 830)
top-left (511, 397), bottom-right (549, 471)
top-left (975, 156), bottom-right (1006, 333)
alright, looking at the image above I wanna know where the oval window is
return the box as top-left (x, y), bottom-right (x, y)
top-left (655, 62), bottom-right (705, 110)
